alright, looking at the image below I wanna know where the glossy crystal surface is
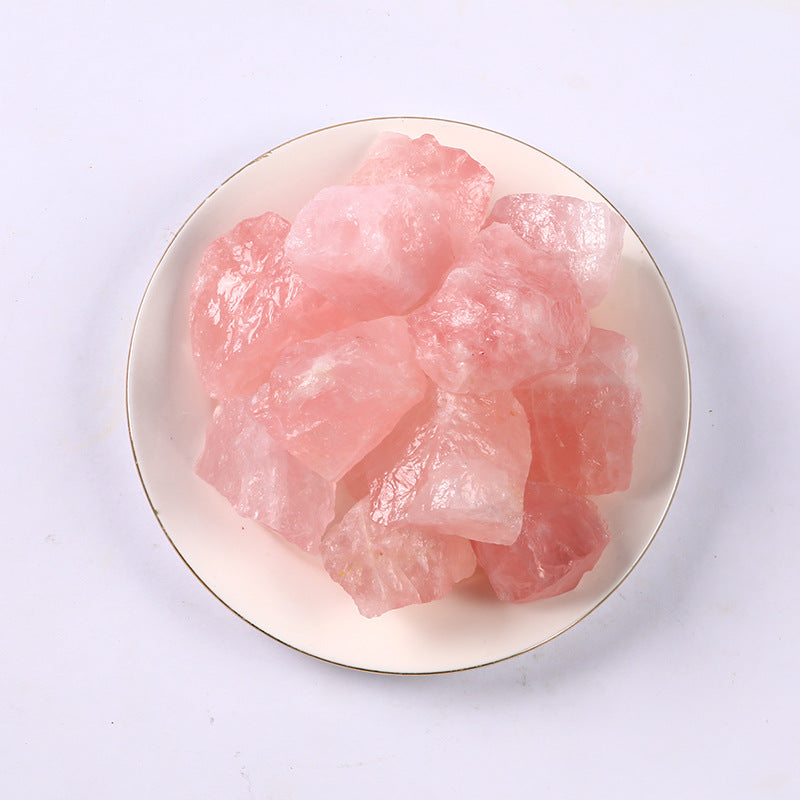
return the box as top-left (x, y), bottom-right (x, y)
top-left (350, 388), bottom-right (531, 544)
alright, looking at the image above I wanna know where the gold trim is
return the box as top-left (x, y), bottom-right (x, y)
top-left (126, 116), bottom-right (692, 676)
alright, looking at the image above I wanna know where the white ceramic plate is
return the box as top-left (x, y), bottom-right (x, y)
top-left (127, 117), bottom-right (690, 674)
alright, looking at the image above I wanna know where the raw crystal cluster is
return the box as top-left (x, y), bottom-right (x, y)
top-left (189, 131), bottom-right (640, 617)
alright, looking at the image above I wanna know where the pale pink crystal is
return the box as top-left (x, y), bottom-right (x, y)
top-left (251, 317), bottom-right (428, 482)
top-left (189, 211), bottom-right (351, 398)
top-left (320, 498), bottom-right (477, 617)
top-left (282, 183), bottom-right (453, 320)
top-left (514, 328), bottom-right (642, 494)
top-left (194, 398), bottom-right (336, 553)
top-left (350, 132), bottom-right (495, 252)
top-left (488, 194), bottom-right (625, 307)
top-left (473, 482), bottom-right (610, 602)
top-left (348, 388), bottom-right (531, 545)
top-left (408, 223), bottom-right (590, 394)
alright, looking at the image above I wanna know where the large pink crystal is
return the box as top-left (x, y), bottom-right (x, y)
top-left (473, 482), bottom-right (610, 602)
top-left (282, 183), bottom-right (453, 320)
top-left (251, 316), bottom-right (428, 482)
top-left (349, 388), bottom-right (531, 545)
top-left (514, 327), bottom-right (642, 494)
top-left (350, 132), bottom-right (495, 253)
top-left (487, 194), bottom-right (625, 308)
top-left (408, 223), bottom-right (590, 394)
top-left (189, 211), bottom-right (351, 398)
top-left (320, 498), bottom-right (477, 618)
top-left (194, 398), bottom-right (336, 553)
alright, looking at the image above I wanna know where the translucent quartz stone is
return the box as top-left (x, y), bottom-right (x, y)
top-left (473, 482), bottom-right (610, 602)
top-left (514, 328), bottom-right (642, 494)
top-left (408, 223), bottom-right (589, 394)
top-left (283, 183), bottom-right (453, 320)
top-left (251, 316), bottom-right (428, 482)
top-left (348, 388), bottom-right (531, 545)
top-left (320, 498), bottom-right (477, 617)
top-left (194, 398), bottom-right (336, 553)
top-left (350, 131), bottom-right (495, 253)
top-left (190, 211), bottom-right (351, 398)
top-left (488, 193), bottom-right (625, 308)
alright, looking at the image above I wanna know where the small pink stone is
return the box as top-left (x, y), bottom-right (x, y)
top-left (514, 327), bottom-right (642, 494)
top-left (350, 131), bottom-right (495, 252)
top-left (251, 316), bottom-right (428, 482)
top-left (283, 183), bottom-right (453, 320)
top-left (194, 398), bottom-right (336, 554)
top-left (354, 388), bottom-right (531, 545)
top-left (320, 498), bottom-right (477, 618)
top-left (190, 211), bottom-right (351, 398)
top-left (408, 223), bottom-right (590, 394)
top-left (473, 482), bottom-right (610, 602)
top-left (487, 194), bottom-right (625, 308)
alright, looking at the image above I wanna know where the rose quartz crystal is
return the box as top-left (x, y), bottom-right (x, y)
top-left (251, 316), bottom-right (428, 482)
top-left (190, 211), bottom-right (351, 398)
top-left (487, 194), bottom-right (625, 308)
top-left (349, 388), bottom-right (531, 545)
top-left (514, 328), bottom-right (642, 494)
top-left (282, 184), bottom-right (453, 320)
top-left (320, 498), bottom-right (477, 617)
top-left (350, 132), bottom-right (495, 252)
top-left (408, 223), bottom-right (590, 394)
top-left (194, 398), bottom-right (336, 553)
top-left (473, 482), bottom-right (610, 602)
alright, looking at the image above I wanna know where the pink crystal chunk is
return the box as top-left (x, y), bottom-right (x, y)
top-left (283, 183), bottom-right (453, 320)
top-left (514, 328), bottom-right (642, 494)
top-left (194, 398), bottom-right (336, 553)
top-left (488, 194), bottom-right (625, 308)
top-left (350, 388), bottom-right (531, 545)
top-left (350, 132), bottom-right (495, 252)
top-left (190, 211), bottom-right (351, 398)
top-left (251, 317), bottom-right (428, 482)
top-left (320, 498), bottom-right (477, 617)
top-left (473, 482), bottom-right (610, 602)
top-left (408, 223), bottom-right (590, 394)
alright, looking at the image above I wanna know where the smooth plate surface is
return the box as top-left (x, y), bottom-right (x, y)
top-left (127, 117), bottom-right (690, 674)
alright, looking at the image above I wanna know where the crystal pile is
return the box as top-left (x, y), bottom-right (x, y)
top-left (189, 131), bottom-right (640, 617)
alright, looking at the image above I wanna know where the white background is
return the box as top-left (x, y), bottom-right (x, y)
top-left (2, 2), bottom-right (797, 797)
